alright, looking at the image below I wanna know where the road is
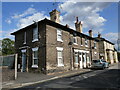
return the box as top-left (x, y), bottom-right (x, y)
top-left (13, 63), bottom-right (120, 89)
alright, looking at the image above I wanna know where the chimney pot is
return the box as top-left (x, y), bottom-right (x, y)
top-left (98, 33), bottom-right (102, 38)
top-left (89, 30), bottom-right (93, 37)
top-left (66, 24), bottom-right (69, 28)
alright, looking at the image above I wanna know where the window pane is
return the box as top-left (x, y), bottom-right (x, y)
top-left (58, 51), bottom-right (62, 57)
top-left (34, 51), bottom-right (38, 58)
top-left (58, 58), bottom-right (63, 65)
top-left (34, 59), bottom-right (38, 65)
top-left (33, 27), bottom-right (38, 40)
top-left (57, 29), bottom-right (62, 41)
top-left (75, 55), bottom-right (78, 63)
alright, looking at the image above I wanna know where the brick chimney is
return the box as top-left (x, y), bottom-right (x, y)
top-left (49, 9), bottom-right (60, 23)
top-left (98, 33), bottom-right (102, 38)
top-left (75, 17), bottom-right (83, 33)
top-left (89, 30), bottom-right (93, 37)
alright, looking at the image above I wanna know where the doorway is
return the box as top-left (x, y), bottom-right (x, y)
top-left (21, 49), bottom-right (26, 72)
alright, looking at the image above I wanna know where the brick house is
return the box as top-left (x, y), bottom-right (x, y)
top-left (11, 9), bottom-right (110, 74)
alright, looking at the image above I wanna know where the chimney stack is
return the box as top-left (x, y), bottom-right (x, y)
top-left (98, 33), bottom-right (102, 38)
top-left (89, 30), bottom-right (93, 37)
top-left (49, 9), bottom-right (60, 23)
top-left (66, 24), bottom-right (69, 28)
top-left (75, 17), bottom-right (83, 33)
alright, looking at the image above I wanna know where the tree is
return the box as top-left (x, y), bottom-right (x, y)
top-left (2, 38), bottom-right (15, 55)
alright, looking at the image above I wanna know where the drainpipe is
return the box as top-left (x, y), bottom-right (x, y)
top-left (89, 39), bottom-right (92, 66)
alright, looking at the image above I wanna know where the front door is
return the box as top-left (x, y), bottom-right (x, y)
top-left (21, 49), bottom-right (26, 72)
top-left (83, 53), bottom-right (86, 68)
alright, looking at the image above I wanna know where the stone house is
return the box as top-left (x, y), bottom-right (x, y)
top-left (11, 9), bottom-right (116, 74)
top-left (95, 34), bottom-right (118, 64)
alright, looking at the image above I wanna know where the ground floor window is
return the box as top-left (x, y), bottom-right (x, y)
top-left (57, 47), bottom-right (64, 66)
top-left (32, 47), bottom-right (38, 68)
top-left (75, 52), bottom-right (78, 64)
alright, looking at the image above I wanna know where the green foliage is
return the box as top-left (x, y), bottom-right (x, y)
top-left (2, 38), bottom-right (15, 55)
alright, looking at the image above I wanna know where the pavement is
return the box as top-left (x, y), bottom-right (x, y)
top-left (2, 63), bottom-right (118, 89)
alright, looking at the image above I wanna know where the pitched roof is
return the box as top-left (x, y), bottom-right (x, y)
top-left (11, 18), bottom-right (98, 41)
top-left (95, 37), bottom-right (114, 45)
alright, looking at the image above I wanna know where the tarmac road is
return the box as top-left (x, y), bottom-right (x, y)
top-left (12, 63), bottom-right (120, 90)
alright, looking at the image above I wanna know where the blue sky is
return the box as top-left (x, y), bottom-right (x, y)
top-left (1, 2), bottom-right (119, 48)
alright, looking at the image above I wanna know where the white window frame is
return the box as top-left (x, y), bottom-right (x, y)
top-left (57, 29), bottom-right (63, 42)
top-left (74, 52), bottom-right (79, 64)
top-left (56, 47), bottom-right (64, 67)
top-left (32, 26), bottom-right (38, 42)
top-left (85, 38), bottom-right (88, 47)
top-left (73, 37), bottom-right (78, 45)
top-left (23, 32), bottom-right (26, 44)
top-left (32, 47), bottom-right (38, 68)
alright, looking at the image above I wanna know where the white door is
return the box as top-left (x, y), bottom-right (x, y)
top-left (83, 53), bottom-right (86, 68)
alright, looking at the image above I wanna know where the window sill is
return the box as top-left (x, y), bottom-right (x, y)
top-left (58, 64), bottom-right (64, 67)
top-left (32, 65), bottom-right (38, 68)
top-left (81, 45), bottom-right (83, 46)
top-left (73, 43), bottom-right (78, 45)
top-left (32, 39), bottom-right (38, 42)
top-left (57, 39), bottom-right (63, 42)
top-left (23, 42), bottom-right (26, 45)
top-left (85, 45), bottom-right (88, 47)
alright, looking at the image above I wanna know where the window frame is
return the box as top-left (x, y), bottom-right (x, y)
top-left (32, 47), bottom-right (38, 68)
top-left (73, 37), bottom-right (78, 45)
top-left (23, 31), bottom-right (26, 44)
top-left (85, 38), bottom-right (88, 47)
top-left (32, 26), bottom-right (38, 42)
top-left (81, 37), bottom-right (83, 46)
top-left (56, 47), bottom-right (64, 67)
top-left (57, 29), bottom-right (63, 42)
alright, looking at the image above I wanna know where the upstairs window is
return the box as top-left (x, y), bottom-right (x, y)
top-left (32, 27), bottom-right (38, 42)
top-left (81, 37), bottom-right (83, 46)
top-left (23, 31), bottom-right (26, 44)
top-left (94, 41), bottom-right (97, 49)
top-left (85, 38), bottom-right (88, 47)
top-left (73, 37), bottom-right (77, 45)
top-left (57, 29), bottom-right (63, 42)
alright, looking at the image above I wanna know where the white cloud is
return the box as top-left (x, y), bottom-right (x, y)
top-left (12, 7), bottom-right (37, 19)
top-left (17, 12), bottom-right (49, 29)
top-left (59, 1), bottom-right (109, 33)
top-left (5, 19), bottom-right (12, 24)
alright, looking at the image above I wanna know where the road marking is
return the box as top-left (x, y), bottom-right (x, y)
top-left (83, 76), bottom-right (88, 79)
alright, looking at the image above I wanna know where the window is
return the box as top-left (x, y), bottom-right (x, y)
top-left (73, 37), bottom-right (77, 44)
top-left (57, 47), bottom-right (64, 66)
top-left (85, 38), bottom-right (88, 47)
top-left (32, 47), bottom-right (38, 68)
top-left (81, 37), bottom-right (83, 46)
top-left (57, 29), bottom-right (63, 42)
top-left (32, 27), bottom-right (38, 42)
top-left (75, 52), bottom-right (78, 64)
top-left (94, 41), bottom-right (97, 49)
top-left (23, 32), bottom-right (26, 44)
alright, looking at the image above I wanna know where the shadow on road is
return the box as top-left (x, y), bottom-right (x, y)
top-left (70, 69), bottom-right (120, 89)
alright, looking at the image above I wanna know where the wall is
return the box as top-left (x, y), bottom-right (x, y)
top-left (46, 25), bottom-right (71, 73)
